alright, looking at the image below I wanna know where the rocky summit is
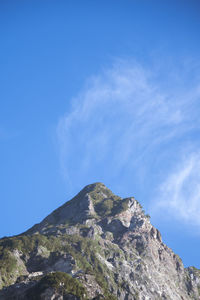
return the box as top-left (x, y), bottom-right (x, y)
top-left (0, 183), bottom-right (200, 300)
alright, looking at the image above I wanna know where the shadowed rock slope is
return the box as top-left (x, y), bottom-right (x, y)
top-left (0, 183), bottom-right (199, 299)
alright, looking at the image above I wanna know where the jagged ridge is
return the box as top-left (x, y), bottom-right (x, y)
top-left (0, 183), bottom-right (200, 300)
top-left (27, 183), bottom-right (131, 235)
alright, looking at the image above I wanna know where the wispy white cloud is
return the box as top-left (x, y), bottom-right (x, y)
top-left (57, 60), bottom-right (200, 211)
top-left (152, 152), bottom-right (200, 226)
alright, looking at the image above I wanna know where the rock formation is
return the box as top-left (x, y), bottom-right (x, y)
top-left (0, 183), bottom-right (199, 299)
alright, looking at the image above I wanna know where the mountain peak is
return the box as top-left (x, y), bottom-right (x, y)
top-left (1, 184), bottom-right (200, 300)
top-left (27, 183), bottom-right (142, 235)
top-left (80, 182), bottom-right (107, 192)
top-left (78, 182), bottom-right (119, 202)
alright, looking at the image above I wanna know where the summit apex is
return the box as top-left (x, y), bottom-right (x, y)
top-left (77, 182), bottom-right (118, 199)
top-left (27, 183), bottom-right (141, 235)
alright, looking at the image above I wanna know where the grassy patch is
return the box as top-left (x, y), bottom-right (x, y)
top-left (0, 233), bottom-right (118, 298)
top-left (26, 271), bottom-right (87, 299)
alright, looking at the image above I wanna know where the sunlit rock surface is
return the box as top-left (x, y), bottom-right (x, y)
top-left (0, 183), bottom-right (200, 299)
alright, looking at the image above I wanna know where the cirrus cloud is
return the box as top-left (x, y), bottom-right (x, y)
top-left (57, 60), bottom-right (200, 227)
top-left (151, 152), bottom-right (200, 228)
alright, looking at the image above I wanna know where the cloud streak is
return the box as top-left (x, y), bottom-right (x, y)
top-left (57, 60), bottom-right (200, 227)
top-left (153, 152), bottom-right (200, 226)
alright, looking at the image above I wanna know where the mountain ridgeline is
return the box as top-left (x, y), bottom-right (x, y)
top-left (0, 183), bottom-right (199, 300)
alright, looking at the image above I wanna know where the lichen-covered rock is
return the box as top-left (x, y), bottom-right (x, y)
top-left (0, 183), bottom-right (200, 299)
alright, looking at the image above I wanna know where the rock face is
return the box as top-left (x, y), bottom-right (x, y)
top-left (0, 182), bottom-right (200, 300)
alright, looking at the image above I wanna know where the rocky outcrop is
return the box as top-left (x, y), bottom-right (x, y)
top-left (0, 183), bottom-right (200, 299)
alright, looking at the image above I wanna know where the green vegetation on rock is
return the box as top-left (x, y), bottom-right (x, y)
top-left (94, 197), bottom-right (129, 217)
top-left (26, 271), bottom-right (87, 299)
top-left (2, 183), bottom-right (199, 300)
top-left (0, 232), bottom-right (118, 299)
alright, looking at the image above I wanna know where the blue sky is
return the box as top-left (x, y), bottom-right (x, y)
top-left (1, 0), bottom-right (200, 268)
